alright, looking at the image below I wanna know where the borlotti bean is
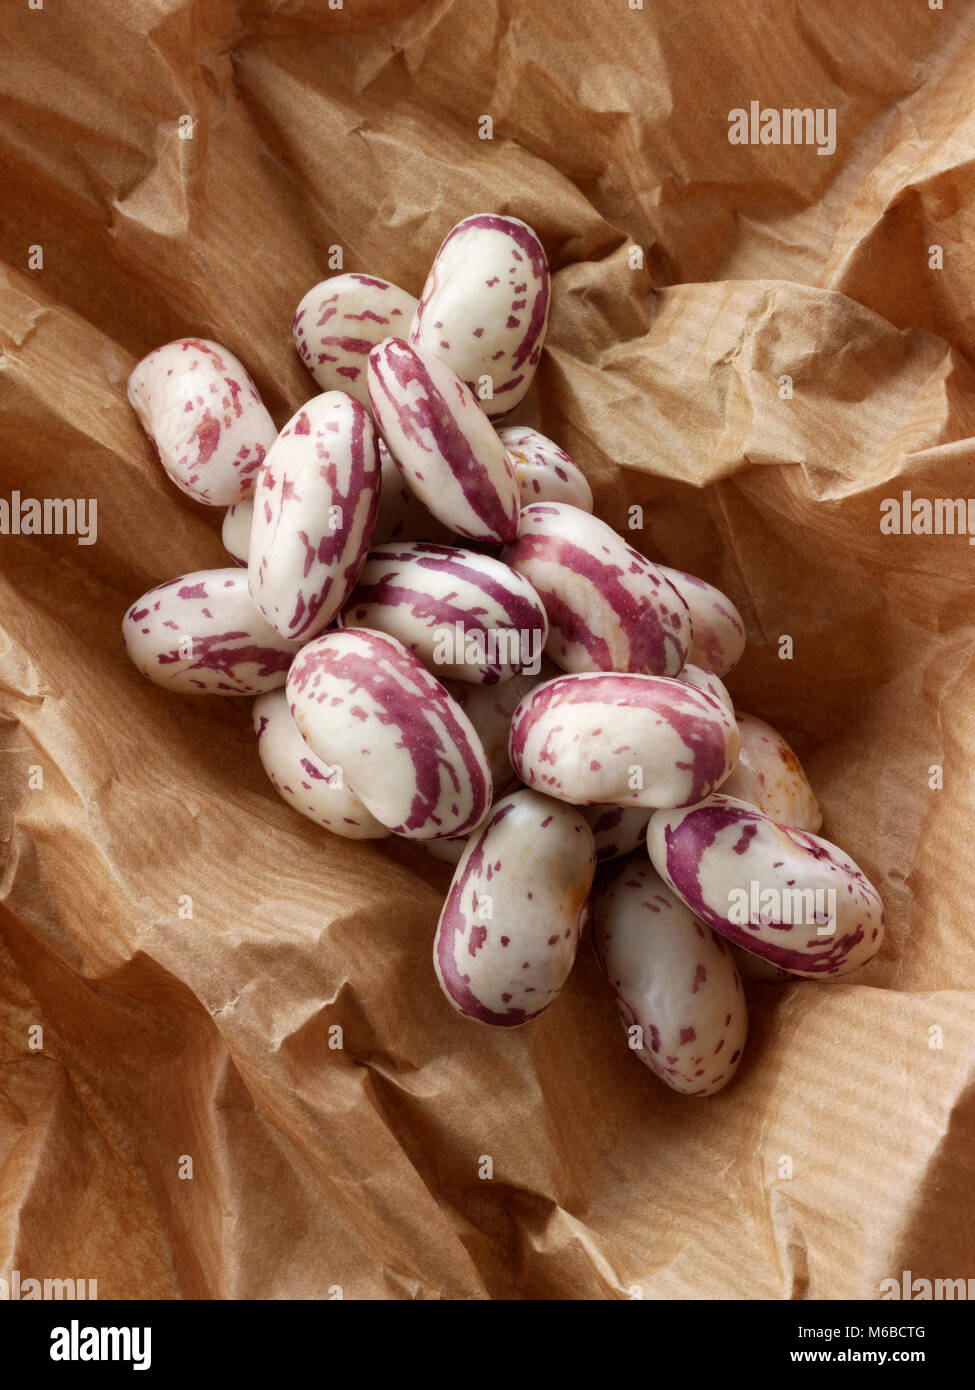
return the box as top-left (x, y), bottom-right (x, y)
top-left (676, 662), bottom-right (734, 715)
top-left (410, 214), bottom-right (550, 421)
top-left (509, 672), bottom-right (740, 809)
top-left (292, 274), bottom-right (419, 409)
top-left (444, 663), bottom-right (558, 795)
top-left (657, 565), bottom-right (746, 678)
top-left (593, 862), bottom-right (748, 1095)
top-left (367, 338), bottom-right (520, 543)
top-left (647, 794), bottom-right (885, 978)
top-left (286, 628), bottom-right (492, 839)
top-left (423, 833), bottom-right (472, 866)
top-left (730, 943), bottom-right (793, 984)
top-left (504, 503), bottom-right (692, 676)
top-left (123, 568), bottom-right (303, 695)
top-left (372, 439), bottom-right (453, 545)
top-left (253, 689), bottom-right (388, 840)
top-left (720, 712), bottom-right (823, 833)
top-left (127, 339), bottom-right (276, 506)
top-left (497, 426), bottom-right (593, 512)
top-left (248, 392), bottom-right (381, 642)
top-left (433, 789), bottom-right (595, 1025)
top-left (222, 500), bottom-right (253, 566)
top-left (583, 805), bottom-right (653, 862)
top-left (337, 541), bottom-right (548, 684)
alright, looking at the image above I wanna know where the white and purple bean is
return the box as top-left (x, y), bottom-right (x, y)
top-left (676, 662), bottom-right (734, 715)
top-left (583, 805), bottom-right (653, 862)
top-left (293, 274), bottom-right (418, 409)
top-left (504, 503), bottom-right (692, 676)
top-left (647, 793), bottom-right (885, 978)
top-left (593, 861), bottom-right (748, 1095)
top-left (337, 540), bottom-right (548, 684)
top-left (720, 712), bottom-right (823, 833)
top-left (222, 499), bottom-right (253, 567)
top-left (372, 439), bottom-right (453, 545)
top-left (433, 789), bottom-right (595, 1026)
top-left (248, 391), bottom-right (381, 642)
top-left (509, 671), bottom-right (740, 809)
top-left (730, 943), bottom-right (794, 984)
top-left (253, 689), bottom-right (388, 840)
top-left (444, 662), bottom-right (558, 796)
top-left (127, 339), bottom-right (276, 506)
top-left (658, 565), bottom-right (746, 678)
top-left (497, 426), bottom-right (593, 512)
top-left (410, 213), bottom-right (550, 421)
top-left (286, 627), bottom-right (492, 840)
top-left (122, 568), bottom-right (303, 695)
top-left (367, 337), bottom-right (520, 544)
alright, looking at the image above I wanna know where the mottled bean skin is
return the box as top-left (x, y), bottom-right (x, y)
top-left (583, 805), bottom-right (653, 861)
top-left (720, 712), bottom-right (823, 833)
top-left (676, 663), bottom-right (734, 714)
top-left (423, 665), bottom-right (558, 862)
top-left (248, 392), bottom-right (381, 641)
top-left (497, 426), bottom-right (593, 512)
top-left (410, 214), bottom-right (550, 421)
top-left (433, 790), bottom-right (595, 1025)
top-left (292, 274), bottom-right (418, 409)
top-left (222, 499), bottom-right (253, 567)
top-left (593, 861), bottom-right (748, 1095)
top-left (127, 339), bottom-right (276, 506)
top-left (253, 689), bottom-right (388, 840)
top-left (647, 793), bottom-right (885, 977)
top-left (286, 628), bottom-right (492, 840)
top-left (423, 833), bottom-right (472, 865)
top-left (730, 943), bottom-right (794, 983)
top-left (444, 662), bottom-right (558, 795)
top-left (368, 338), bottom-right (520, 544)
top-left (657, 566), bottom-right (746, 678)
top-left (123, 568), bottom-right (303, 695)
top-left (504, 503), bottom-right (692, 675)
top-left (372, 439), bottom-right (453, 545)
top-left (337, 540), bottom-right (548, 684)
top-left (509, 672), bottom-right (740, 809)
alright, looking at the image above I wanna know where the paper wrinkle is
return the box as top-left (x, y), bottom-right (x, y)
top-left (2, 0), bottom-right (974, 1299)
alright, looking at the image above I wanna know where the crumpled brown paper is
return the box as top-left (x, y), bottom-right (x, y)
top-left (2, 0), bottom-right (975, 1300)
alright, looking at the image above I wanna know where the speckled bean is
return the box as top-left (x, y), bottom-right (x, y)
top-left (410, 214), bottom-right (550, 421)
top-left (593, 861), bottom-right (747, 1095)
top-left (222, 499), bottom-right (253, 566)
top-left (730, 943), bottom-right (794, 983)
top-left (497, 426), bottom-right (593, 511)
top-left (720, 712), bottom-right (823, 832)
top-left (292, 274), bottom-right (418, 409)
top-left (444, 661), bottom-right (558, 795)
top-left (253, 689), bottom-right (388, 839)
top-left (647, 793), bottom-right (885, 977)
top-left (657, 566), bottom-right (746, 678)
top-left (123, 568), bottom-right (302, 695)
top-left (337, 540), bottom-right (548, 684)
top-left (433, 789), bottom-right (595, 1025)
top-left (676, 662), bottom-right (734, 714)
top-left (504, 503), bottom-right (692, 675)
top-left (583, 805), bottom-right (653, 861)
top-left (367, 337), bottom-right (520, 543)
top-left (372, 439), bottom-right (453, 545)
top-left (248, 391), bottom-right (381, 641)
top-left (127, 339), bottom-right (276, 506)
top-left (509, 671), bottom-right (740, 808)
top-left (286, 627), bottom-right (492, 839)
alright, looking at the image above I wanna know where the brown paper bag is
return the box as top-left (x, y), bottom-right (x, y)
top-left (2, 0), bottom-right (974, 1299)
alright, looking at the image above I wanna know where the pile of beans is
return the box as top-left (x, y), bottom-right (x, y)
top-left (123, 213), bottom-right (885, 1096)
